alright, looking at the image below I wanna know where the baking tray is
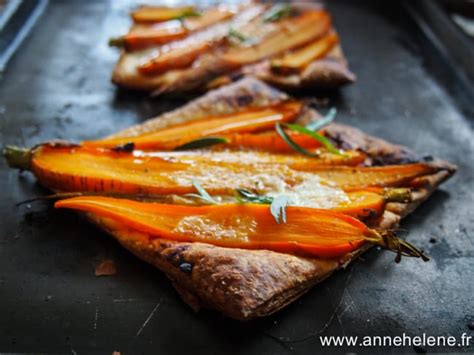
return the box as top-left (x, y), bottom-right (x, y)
top-left (0, 0), bottom-right (473, 353)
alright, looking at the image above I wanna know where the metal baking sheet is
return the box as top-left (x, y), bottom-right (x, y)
top-left (0, 0), bottom-right (472, 353)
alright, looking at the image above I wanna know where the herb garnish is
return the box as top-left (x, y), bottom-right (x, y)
top-left (236, 189), bottom-right (290, 224)
top-left (284, 123), bottom-right (342, 155)
top-left (275, 105), bottom-right (342, 157)
top-left (305, 107), bottom-right (337, 131)
top-left (262, 4), bottom-right (295, 23)
top-left (270, 195), bottom-right (290, 224)
top-left (236, 189), bottom-right (273, 204)
top-left (173, 137), bottom-right (228, 151)
top-left (275, 122), bottom-right (320, 157)
top-left (227, 28), bottom-right (248, 43)
top-left (172, 9), bottom-right (201, 24)
top-left (185, 179), bottom-right (217, 204)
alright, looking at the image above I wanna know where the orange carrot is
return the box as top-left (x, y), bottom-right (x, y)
top-left (225, 130), bottom-right (366, 163)
top-left (131, 6), bottom-right (197, 23)
top-left (221, 10), bottom-right (331, 66)
top-left (54, 196), bottom-right (373, 258)
top-left (131, 6), bottom-right (235, 25)
top-left (55, 196), bottom-right (428, 260)
top-left (110, 25), bottom-right (188, 50)
top-left (334, 191), bottom-right (385, 220)
top-left (181, 7), bottom-right (235, 31)
top-left (113, 7), bottom-right (234, 50)
top-left (138, 42), bottom-right (212, 76)
top-left (271, 32), bottom-right (340, 74)
top-left (4, 144), bottom-right (441, 200)
top-left (19, 145), bottom-right (360, 195)
top-left (226, 130), bottom-right (321, 152)
top-left (314, 165), bottom-right (440, 189)
top-left (84, 101), bottom-right (303, 150)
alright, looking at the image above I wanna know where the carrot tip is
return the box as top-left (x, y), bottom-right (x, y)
top-left (3, 145), bottom-right (32, 170)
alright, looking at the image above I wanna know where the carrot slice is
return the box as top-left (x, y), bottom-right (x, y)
top-left (226, 130), bottom-right (319, 152)
top-left (138, 41), bottom-right (212, 76)
top-left (271, 32), bottom-right (340, 74)
top-left (221, 10), bottom-right (331, 66)
top-left (55, 196), bottom-right (374, 258)
top-left (22, 146), bottom-right (346, 194)
top-left (131, 6), bottom-right (196, 23)
top-left (140, 150), bottom-right (365, 169)
top-left (334, 191), bottom-right (385, 219)
top-left (84, 101), bottom-right (303, 150)
top-left (314, 164), bottom-right (440, 189)
top-left (17, 143), bottom-right (440, 197)
top-left (110, 21), bottom-right (188, 50)
top-left (182, 7), bottom-right (235, 32)
top-left (115, 7), bottom-right (235, 50)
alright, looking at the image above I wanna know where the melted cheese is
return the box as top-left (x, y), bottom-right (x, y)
top-left (263, 174), bottom-right (349, 209)
top-left (139, 150), bottom-right (350, 209)
top-left (173, 215), bottom-right (256, 241)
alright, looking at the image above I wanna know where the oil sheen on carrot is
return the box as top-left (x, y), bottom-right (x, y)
top-left (55, 196), bottom-right (375, 258)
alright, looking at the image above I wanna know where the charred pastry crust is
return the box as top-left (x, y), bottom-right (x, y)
top-left (241, 46), bottom-right (356, 92)
top-left (82, 78), bottom-right (456, 320)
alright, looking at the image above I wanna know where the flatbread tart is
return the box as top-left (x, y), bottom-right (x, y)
top-left (110, 2), bottom-right (355, 94)
top-left (4, 78), bottom-right (456, 320)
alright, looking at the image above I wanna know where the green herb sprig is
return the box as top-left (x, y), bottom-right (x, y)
top-left (185, 179), bottom-right (217, 204)
top-left (275, 106), bottom-right (342, 156)
top-left (171, 9), bottom-right (201, 21)
top-left (262, 4), bottom-right (295, 23)
top-left (227, 28), bottom-right (249, 43)
top-left (275, 123), bottom-right (320, 157)
top-left (305, 107), bottom-right (337, 131)
top-left (236, 189), bottom-right (290, 224)
top-left (236, 189), bottom-right (273, 204)
top-left (173, 137), bottom-right (228, 151)
top-left (270, 195), bottom-right (290, 224)
top-left (280, 123), bottom-right (342, 155)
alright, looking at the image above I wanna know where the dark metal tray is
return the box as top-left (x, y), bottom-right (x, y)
top-left (0, 0), bottom-right (472, 353)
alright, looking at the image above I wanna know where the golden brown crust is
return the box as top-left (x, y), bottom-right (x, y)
top-left (112, 49), bottom-right (166, 92)
top-left (242, 45), bottom-right (356, 91)
top-left (87, 78), bottom-right (455, 320)
top-left (110, 77), bottom-right (287, 139)
top-left (89, 215), bottom-right (342, 320)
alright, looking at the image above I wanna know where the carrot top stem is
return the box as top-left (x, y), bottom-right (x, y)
top-left (382, 188), bottom-right (412, 203)
top-left (364, 230), bottom-right (429, 262)
top-left (3, 146), bottom-right (32, 170)
top-left (108, 36), bottom-right (126, 48)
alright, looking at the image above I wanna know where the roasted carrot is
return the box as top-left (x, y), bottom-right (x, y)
top-left (135, 150), bottom-right (364, 168)
top-left (226, 130), bottom-right (321, 152)
top-left (221, 10), bottom-right (331, 66)
top-left (112, 7), bottom-right (235, 51)
top-left (334, 191), bottom-right (385, 219)
top-left (226, 130), bottom-right (319, 152)
top-left (4, 144), bottom-right (442, 199)
top-left (131, 6), bottom-right (197, 23)
top-left (314, 164), bottom-right (440, 189)
top-left (55, 196), bottom-right (428, 260)
top-left (83, 101), bottom-right (303, 150)
top-left (4, 145), bottom-right (361, 195)
top-left (109, 24), bottom-right (188, 50)
top-left (138, 41), bottom-right (212, 76)
top-left (271, 32), bottom-right (340, 74)
top-left (182, 7), bottom-right (235, 31)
